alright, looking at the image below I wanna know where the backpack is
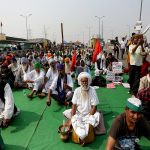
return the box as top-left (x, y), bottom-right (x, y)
top-left (91, 75), bottom-right (106, 87)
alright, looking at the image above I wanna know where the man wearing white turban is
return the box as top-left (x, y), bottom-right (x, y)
top-left (37, 59), bottom-right (58, 98)
top-left (63, 72), bottom-right (101, 143)
top-left (14, 57), bottom-right (33, 88)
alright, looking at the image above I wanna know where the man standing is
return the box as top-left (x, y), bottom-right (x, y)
top-left (128, 35), bottom-right (146, 95)
top-left (120, 37), bottom-right (126, 59)
top-left (106, 98), bottom-right (150, 150)
top-left (113, 37), bottom-right (120, 59)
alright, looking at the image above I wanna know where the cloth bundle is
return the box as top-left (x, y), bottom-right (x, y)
top-left (71, 112), bottom-right (100, 140)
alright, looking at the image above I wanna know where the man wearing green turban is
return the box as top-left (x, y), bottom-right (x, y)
top-left (34, 62), bottom-right (41, 69)
top-left (59, 51), bottom-right (62, 56)
top-left (24, 62), bottom-right (45, 99)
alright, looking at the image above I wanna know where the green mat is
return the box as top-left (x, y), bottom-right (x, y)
top-left (1, 81), bottom-right (150, 150)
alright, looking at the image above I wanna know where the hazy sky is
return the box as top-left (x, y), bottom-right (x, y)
top-left (0, 0), bottom-right (150, 43)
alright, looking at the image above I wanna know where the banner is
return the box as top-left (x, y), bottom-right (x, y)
top-left (112, 62), bottom-right (122, 73)
top-left (106, 71), bottom-right (115, 81)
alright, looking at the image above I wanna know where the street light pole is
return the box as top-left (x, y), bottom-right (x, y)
top-left (44, 25), bottom-right (47, 39)
top-left (139, 0), bottom-right (143, 21)
top-left (25, 16), bottom-right (28, 39)
top-left (88, 26), bottom-right (91, 44)
top-left (98, 17), bottom-right (100, 39)
top-left (0, 22), bottom-right (2, 35)
top-left (102, 20), bottom-right (104, 40)
top-left (86, 26), bottom-right (92, 46)
top-left (82, 32), bottom-right (85, 45)
top-left (95, 16), bottom-right (105, 39)
top-left (20, 14), bottom-right (32, 40)
top-left (88, 26), bottom-right (91, 46)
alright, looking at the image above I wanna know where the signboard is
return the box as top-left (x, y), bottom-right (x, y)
top-left (106, 71), bottom-right (115, 81)
top-left (0, 34), bottom-right (6, 40)
top-left (112, 62), bottom-right (122, 73)
top-left (134, 21), bottom-right (142, 32)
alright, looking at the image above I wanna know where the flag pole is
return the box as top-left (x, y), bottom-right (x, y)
top-left (61, 23), bottom-right (64, 53)
top-left (0, 22), bottom-right (2, 35)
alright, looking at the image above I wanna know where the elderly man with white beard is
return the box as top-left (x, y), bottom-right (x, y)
top-left (14, 57), bottom-right (33, 88)
top-left (63, 72), bottom-right (101, 144)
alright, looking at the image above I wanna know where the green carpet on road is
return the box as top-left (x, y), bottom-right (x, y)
top-left (1, 75), bottom-right (150, 150)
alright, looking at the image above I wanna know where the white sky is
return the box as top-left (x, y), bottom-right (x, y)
top-left (0, 0), bottom-right (150, 43)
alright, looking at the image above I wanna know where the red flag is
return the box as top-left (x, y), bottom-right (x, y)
top-left (71, 50), bottom-right (76, 72)
top-left (92, 39), bottom-right (102, 63)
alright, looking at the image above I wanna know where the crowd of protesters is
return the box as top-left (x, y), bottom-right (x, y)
top-left (0, 33), bottom-right (150, 149)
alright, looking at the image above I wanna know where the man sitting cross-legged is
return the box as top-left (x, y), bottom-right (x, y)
top-left (46, 63), bottom-right (73, 106)
top-left (24, 62), bottom-right (45, 99)
top-left (63, 72), bottom-right (101, 144)
top-left (37, 59), bottom-right (58, 98)
top-left (14, 57), bottom-right (33, 89)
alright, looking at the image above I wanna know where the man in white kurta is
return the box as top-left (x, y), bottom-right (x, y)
top-left (24, 62), bottom-right (45, 98)
top-left (0, 80), bottom-right (19, 128)
top-left (37, 59), bottom-right (58, 98)
top-left (14, 57), bottom-right (33, 88)
top-left (63, 72), bottom-right (100, 140)
top-left (129, 35), bottom-right (146, 95)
